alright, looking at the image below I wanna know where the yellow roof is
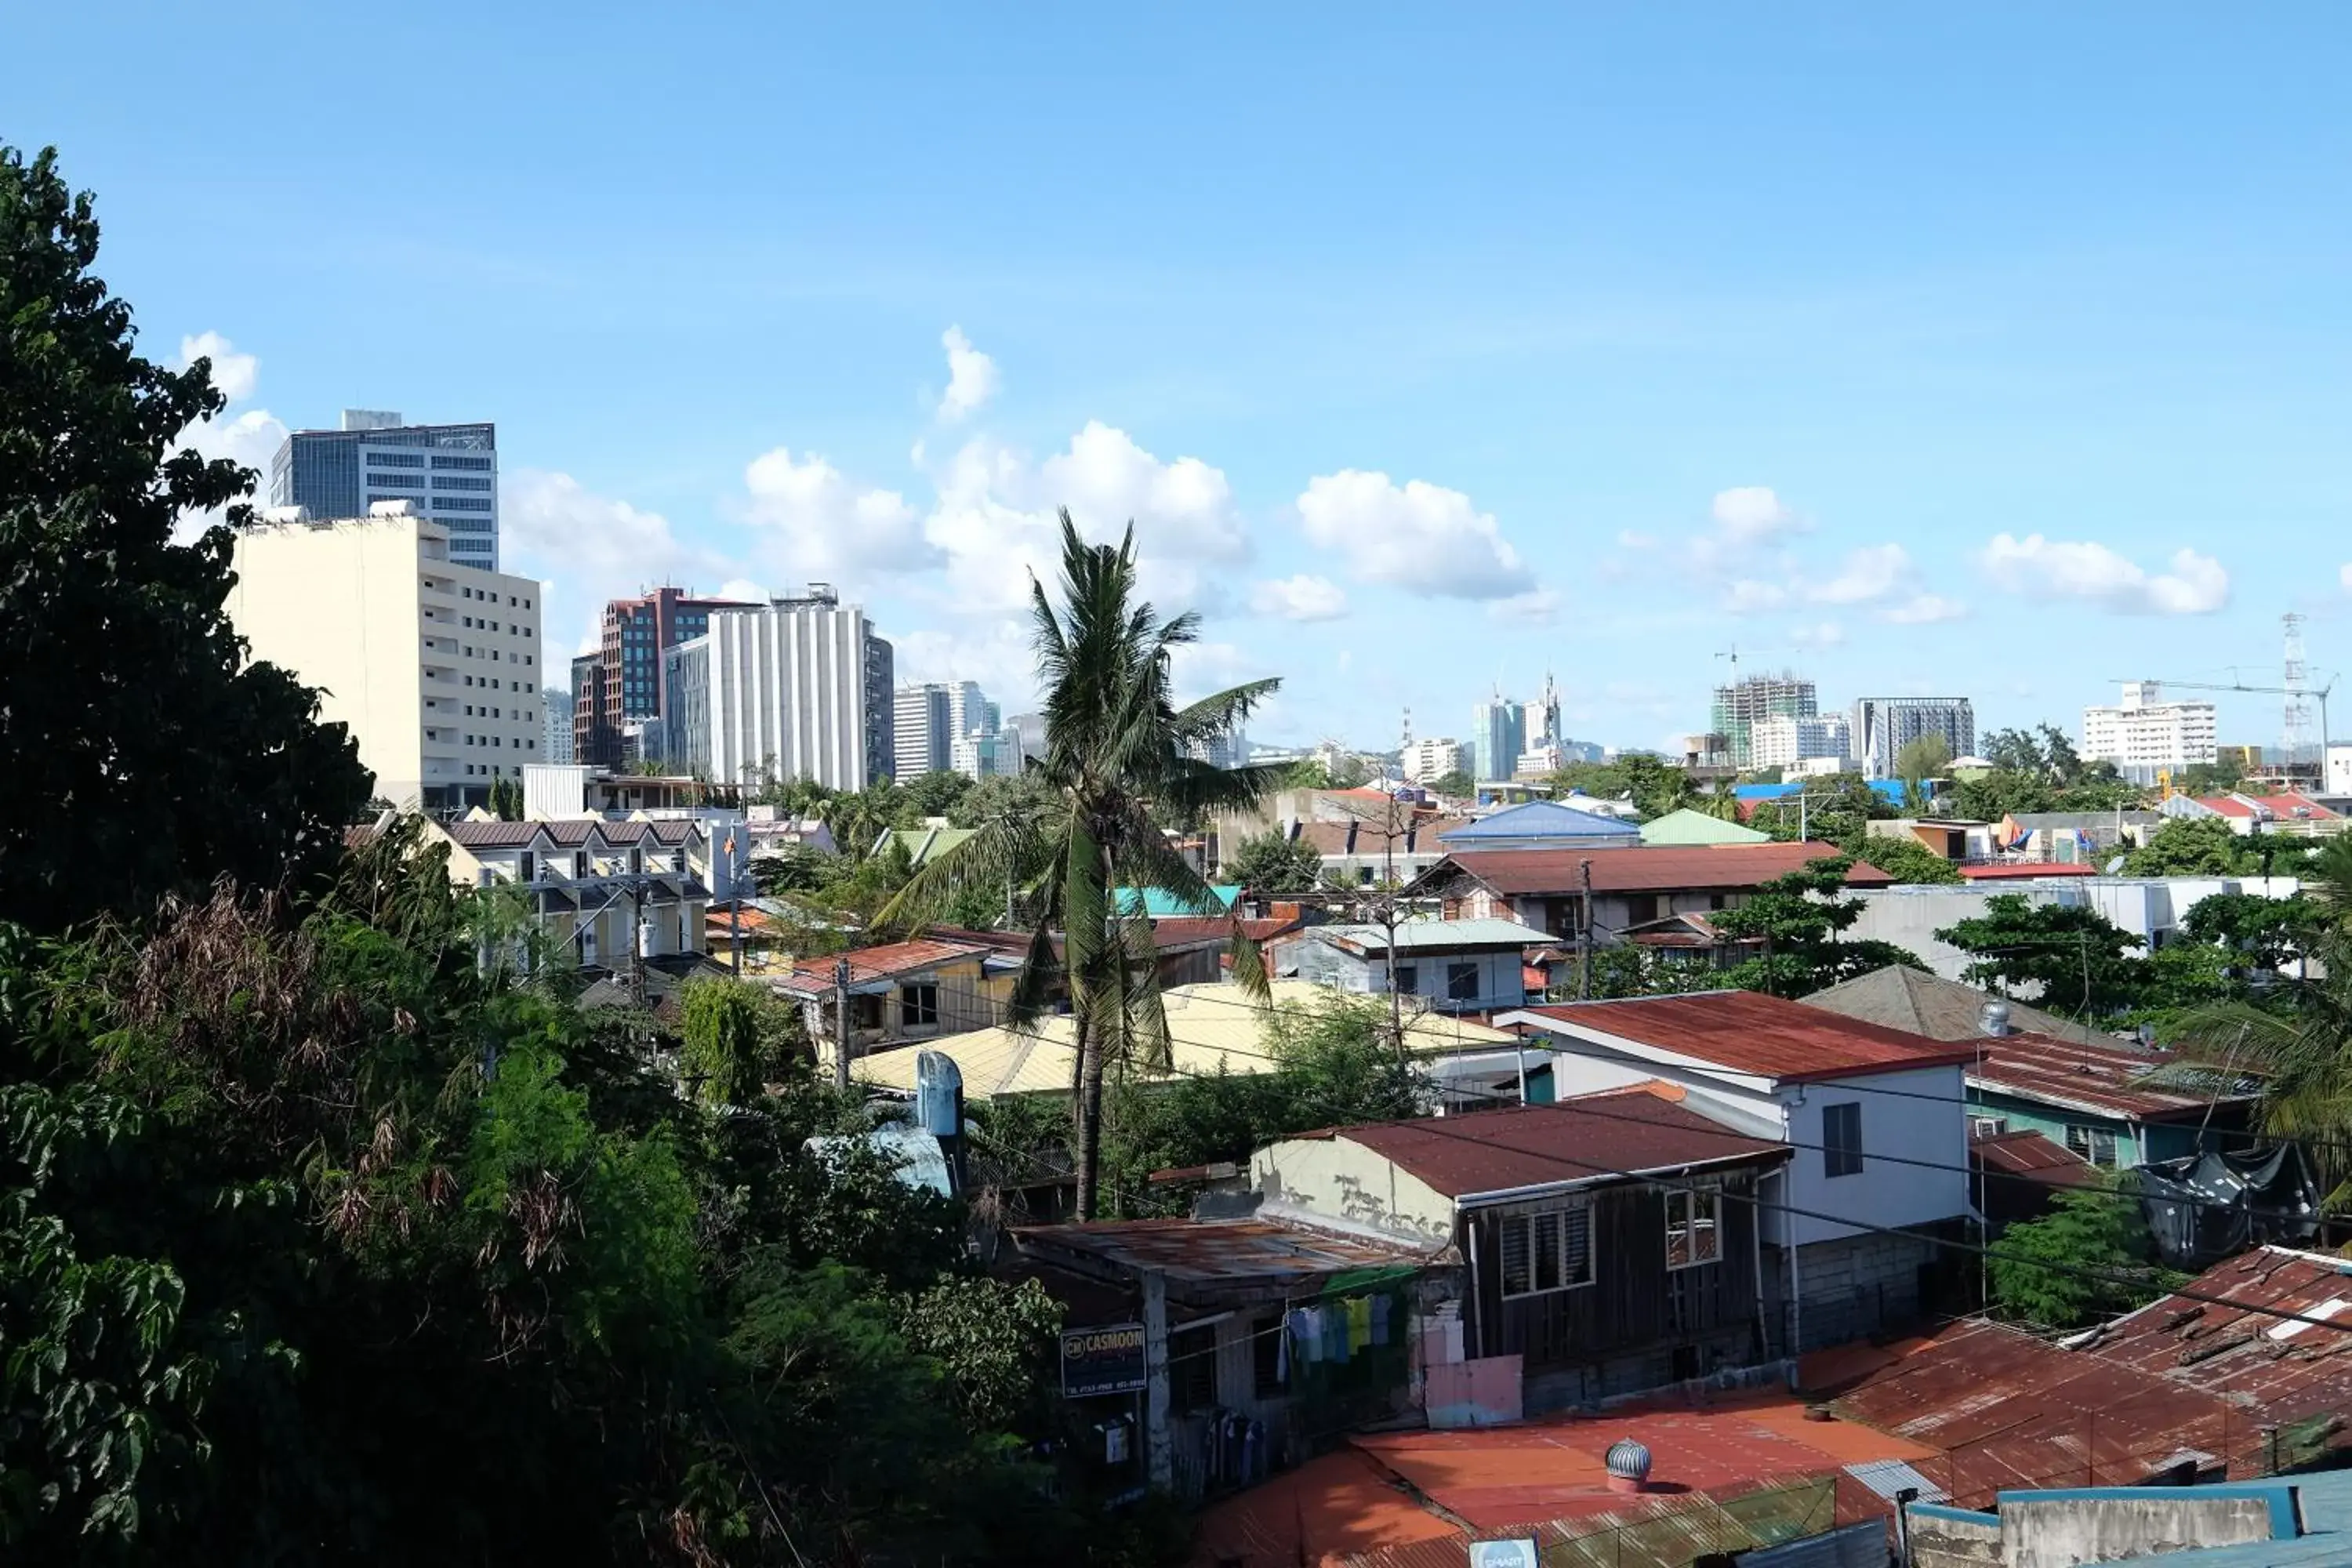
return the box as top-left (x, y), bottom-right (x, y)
top-left (853, 979), bottom-right (1520, 1098)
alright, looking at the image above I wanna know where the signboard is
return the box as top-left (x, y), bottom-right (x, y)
top-left (1468, 1541), bottom-right (1538, 1568)
top-left (1061, 1322), bottom-right (1147, 1398)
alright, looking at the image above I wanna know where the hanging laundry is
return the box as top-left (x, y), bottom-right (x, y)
top-left (1326, 1307), bottom-right (1351, 1364)
top-left (1288, 1305), bottom-right (1321, 1364)
top-left (1346, 1296), bottom-right (1372, 1351)
top-left (1370, 1293), bottom-right (1392, 1347)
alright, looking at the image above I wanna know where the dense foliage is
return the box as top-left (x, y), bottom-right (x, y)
top-left (1222, 829), bottom-right (1324, 893)
top-left (1987, 1176), bottom-right (2176, 1330)
top-left (0, 144), bottom-right (372, 934)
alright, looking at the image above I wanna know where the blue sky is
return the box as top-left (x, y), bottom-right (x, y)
top-left (18, 5), bottom-right (2352, 755)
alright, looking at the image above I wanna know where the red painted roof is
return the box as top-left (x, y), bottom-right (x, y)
top-left (769, 938), bottom-right (991, 994)
top-left (1970, 1128), bottom-right (2099, 1189)
top-left (1142, 915), bottom-right (1301, 949)
top-left (1967, 1031), bottom-right (2246, 1121)
top-left (1429, 841), bottom-right (1893, 897)
top-left (1958, 861), bottom-right (2096, 879)
top-left (1513, 989), bottom-right (1977, 1082)
top-left (1312, 1091), bottom-right (1785, 1198)
top-left (2197, 791), bottom-right (2341, 821)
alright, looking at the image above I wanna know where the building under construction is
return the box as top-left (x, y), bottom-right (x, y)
top-left (1710, 672), bottom-right (1817, 768)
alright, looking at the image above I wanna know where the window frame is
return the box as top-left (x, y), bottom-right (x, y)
top-left (1823, 1101), bottom-right (1864, 1178)
top-left (900, 981), bottom-right (941, 1029)
top-left (1445, 960), bottom-right (1480, 1002)
top-left (1970, 1115), bottom-right (2009, 1138)
top-left (1168, 1323), bottom-right (1218, 1415)
top-left (1497, 1204), bottom-right (1595, 1299)
top-left (1664, 1185), bottom-right (1722, 1271)
top-left (2065, 1124), bottom-right (2120, 1167)
top-left (1392, 963), bottom-right (1418, 994)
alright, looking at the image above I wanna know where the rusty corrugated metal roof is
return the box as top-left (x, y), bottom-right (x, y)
top-left (1512, 990), bottom-right (1979, 1083)
top-left (1009, 1216), bottom-right (1439, 1301)
top-left (1968, 1031), bottom-right (2250, 1122)
top-left (1316, 1094), bottom-right (1787, 1200)
top-left (1971, 1128), bottom-right (2100, 1189)
top-left (1428, 841), bottom-right (1893, 897)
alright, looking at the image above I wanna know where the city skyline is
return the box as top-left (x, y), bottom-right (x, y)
top-left (28, 7), bottom-right (2352, 756)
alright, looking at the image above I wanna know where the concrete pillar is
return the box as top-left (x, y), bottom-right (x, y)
top-left (1142, 1269), bottom-right (1171, 1490)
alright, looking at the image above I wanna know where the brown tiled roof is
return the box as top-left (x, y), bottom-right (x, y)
top-left (1967, 1031), bottom-right (2246, 1123)
top-left (1141, 916), bottom-right (1292, 949)
top-left (1513, 990), bottom-right (1977, 1083)
top-left (769, 938), bottom-right (991, 996)
top-left (1307, 1089), bottom-right (1785, 1199)
top-left (1424, 841), bottom-right (1892, 898)
top-left (1295, 816), bottom-right (1465, 856)
top-left (441, 817), bottom-right (706, 851)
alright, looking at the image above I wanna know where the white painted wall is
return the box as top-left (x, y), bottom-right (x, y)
top-left (1776, 1064), bottom-right (1969, 1246)
top-left (1253, 1136), bottom-right (1456, 1245)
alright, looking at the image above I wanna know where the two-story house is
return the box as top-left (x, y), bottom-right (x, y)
top-left (1494, 990), bottom-right (1976, 1352)
top-left (430, 817), bottom-right (713, 967)
top-left (770, 937), bottom-right (1003, 1071)
top-left (1410, 841), bottom-right (1893, 945)
top-left (1253, 1089), bottom-right (1790, 1409)
top-left (1280, 916), bottom-right (1550, 1016)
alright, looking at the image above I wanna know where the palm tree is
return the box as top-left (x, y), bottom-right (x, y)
top-left (884, 512), bottom-right (1283, 1217)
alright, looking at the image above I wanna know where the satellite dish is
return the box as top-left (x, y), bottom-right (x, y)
top-left (2103, 855), bottom-right (2127, 875)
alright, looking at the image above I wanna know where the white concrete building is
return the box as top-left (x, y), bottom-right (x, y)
top-left (543, 685), bottom-right (574, 764)
top-left (1403, 737), bottom-right (1468, 784)
top-left (661, 589), bottom-right (894, 790)
top-left (894, 681), bottom-right (988, 778)
top-left (1749, 713), bottom-right (1853, 771)
top-left (1851, 697), bottom-right (1975, 779)
top-left (227, 506), bottom-right (545, 811)
top-left (2082, 681), bottom-right (2219, 782)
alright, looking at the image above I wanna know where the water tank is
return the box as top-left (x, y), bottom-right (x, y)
top-left (1605, 1439), bottom-right (1652, 1494)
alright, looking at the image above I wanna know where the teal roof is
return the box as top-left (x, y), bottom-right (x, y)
top-left (1639, 808), bottom-right (1769, 845)
top-left (1116, 885), bottom-right (1240, 916)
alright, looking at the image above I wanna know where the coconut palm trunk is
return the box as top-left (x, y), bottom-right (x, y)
top-left (882, 511), bottom-right (1286, 1218)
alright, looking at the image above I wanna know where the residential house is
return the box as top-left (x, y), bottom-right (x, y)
top-left (771, 937), bottom-right (1000, 1068)
top-left (1866, 817), bottom-right (1996, 862)
top-left (1435, 799), bottom-right (1642, 854)
top-left (1495, 990), bottom-right (1977, 1352)
top-left (1291, 815), bottom-right (1460, 887)
top-left (742, 804), bottom-right (839, 858)
top-left (1994, 809), bottom-right (2161, 864)
top-left (1802, 964), bottom-right (2110, 1047)
top-left (1969, 1127), bottom-right (2097, 1225)
top-left (872, 818), bottom-right (976, 867)
top-left (2165, 792), bottom-right (2347, 838)
top-left (1008, 1215), bottom-right (1445, 1499)
top-left (1409, 841), bottom-right (1893, 946)
top-left (426, 817), bottom-right (713, 967)
top-left (1636, 808), bottom-right (1768, 846)
top-left (1955, 1029), bottom-right (2256, 1171)
top-left (1254, 1091), bottom-right (1791, 1407)
top-left (1282, 917), bottom-right (1550, 1016)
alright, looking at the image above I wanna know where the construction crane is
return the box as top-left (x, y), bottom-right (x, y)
top-left (2114, 674), bottom-right (2336, 765)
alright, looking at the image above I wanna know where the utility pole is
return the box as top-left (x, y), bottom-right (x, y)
top-left (725, 829), bottom-right (743, 974)
top-left (833, 954), bottom-right (854, 1091)
top-left (1577, 858), bottom-right (1595, 999)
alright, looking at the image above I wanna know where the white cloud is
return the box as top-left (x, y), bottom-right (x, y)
top-left (1723, 579), bottom-right (1790, 613)
top-left (938, 325), bottom-right (1000, 422)
top-left (178, 331), bottom-right (257, 402)
top-left (1710, 485), bottom-right (1808, 545)
top-left (1810, 543), bottom-right (1912, 605)
top-left (1789, 621), bottom-right (1846, 648)
top-left (2340, 562), bottom-right (2352, 593)
top-left (736, 446), bottom-right (931, 578)
top-left (1044, 421), bottom-right (1247, 560)
top-left (1881, 593), bottom-right (1968, 625)
top-left (1295, 470), bottom-right (1534, 600)
top-left (1979, 533), bottom-right (2229, 615)
top-left (1617, 529), bottom-right (1657, 550)
top-left (502, 469), bottom-right (742, 668)
top-left (1250, 574), bottom-right (1348, 622)
top-left (1489, 588), bottom-right (1563, 626)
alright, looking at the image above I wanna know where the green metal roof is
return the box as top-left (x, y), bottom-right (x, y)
top-left (1637, 808), bottom-right (1769, 845)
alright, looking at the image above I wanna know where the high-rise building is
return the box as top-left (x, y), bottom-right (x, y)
top-left (269, 411), bottom-right (500, 569)
top-left (543, 685), bottom-right (575, 764)
top-left (894, 681), bottom-right (992, 778)
top-left (660, 587), bottom-right (894, 789)
top-left (2082, 681), bottom-right (2217, 782)
top-left (1471, 693), bottom-right (1526, 782)
top-left (1749, 713), bottom-right (1853, 771)
top-left (1710, 673), bottom-right (1817, 769)
top-left (1850, 696), bottom-right (1976, 779)
top-left (1401, 737), bottom-right (1466, 784)
top-left (224, 507), bottom-right (545, 810)
top-left (572, 586), bottom-right (762, 768)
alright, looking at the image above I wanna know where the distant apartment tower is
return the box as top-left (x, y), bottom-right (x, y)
top-left (224, 507), bottom-right (544, 810)
top-left (543, 685), bottom-right (575, 764)
top-left (270, 411), bottom-right (499, 569)
top-left (1711, 673), bottom-right (1817, 769)
top-left (570, 586), bottom-right (761, 768)
top-left (1471, 694), bottom-right (1527, 782)
top-left (893, 681), bottom-right (990, 778)
top-left (1402, 737), bottom-right (1466, 784)
top-left (1851, 696), bottom-right (1976, 779)
top-left (1749, 712), bottom-right (1853, 771)
top-left (1181, 726), bottom-right (1247, 771)
top-left (2082, 681), bottom-right (2217, 782)
top-left (660, 587), bottom-right (894, 790)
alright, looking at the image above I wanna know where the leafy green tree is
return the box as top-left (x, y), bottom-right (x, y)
top-left (0, 143), bottom-right (371, 934)
top-left (900, 768), bottom-right (975, 820)
top-left (1223, 829), bottom-right (1324, 892)
top-left (949, 767), bottom-right (1057, 829)
top-left (1895, 734), bottom-right (1953, 810)
top-left (1708, 856), bottom-right (1926, 996)
top-left (2175, 758), bottom-right (2246, 796)
top-left (895, 1276), bottom-right (1065, 1432)
top-left (680, 975), bottom-right (773, 1104)
top-left (750, 841), bottom-right (833, 894)
top-left (1936, 893), bottom-right (2146, 1015)
top-left (486, 774), bottom-right (523, 820)
top-left (2124, 816), bottom-right (2252, 877)
top-left (1848, 832), bottom-right (1964, 886)
top-left (1428, 768), bottom-right (1475, 797)
top-left (1988, 1175), bottom-right (2173, 1330)
top-left (884, 515), bottom-right (1283, 1218)
top-left (1327, 753), bottom-right (1373, 789)
top-left (2181, 892), bottom-right (2328, 973)
top-left (1274, 759), bottom-right (1332, 791)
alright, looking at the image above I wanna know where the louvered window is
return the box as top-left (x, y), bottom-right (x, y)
top-left (1499, 1207), bottom-right (1593, 1298)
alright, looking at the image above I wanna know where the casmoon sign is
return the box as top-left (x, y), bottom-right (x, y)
top-left (1061, 1323), bottom-right (1147, 1397)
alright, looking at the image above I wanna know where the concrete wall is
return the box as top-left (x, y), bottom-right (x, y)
top-left (1253, 1136), bottom-right (1455, 1245)
top-left (1769, 1229), bottom-right (1940, 1352)
top-left (1781, 1065), bottom-right (1971, 1246)
top-left (1909, 1505), bottom-right (2001, 1568)
top-left (1287, 938), bottom-right (1525, 1012)
top-left (1853, 878), bottom-right (2308, 984)
top-left (2005, 1491), bottom-right (2284, 1568)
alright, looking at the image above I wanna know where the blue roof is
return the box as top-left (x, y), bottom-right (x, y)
top-left (1115, 885), bottom-right (1240, 916)
top-left (1734, 779), bottom-right (1907, 806)
top-left (1439, 799), bottom-right (1640, 842)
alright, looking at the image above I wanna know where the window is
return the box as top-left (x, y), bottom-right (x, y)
top-left (433, 475), bottom-right (494, 492)
top-left (1252, 1317), bottom-right (1284, 1397)
top-left (432, 454), bottom-right (493, 470)
top-left (1824, 1102), bottom-right (1864, 1178)
top-left (2065, 1125), bottom-right (2120, 1167)
top-left (1169, 1323), bottom-right (1217, 1414)
top-left (431, 496), bottom-right (494, 512)
top-left (573, 851), bottom-right (589, 878)
top-left (517, 852), bottom-right (535, 883)
top-left (1623, 893), bottom-right (1661, 926)
top-left (1498, 1207), bottom-right (1593, 1298)
top-left (1665, 1188), bottom-right (1720, 1269)
top-left (1970, 1115), bottom-right (2009, 1138)
top-left (1446, 962), bottom-right (1479, 1002)
top-left (1393, 964), bottom-right (1418, 993)
top-left (900, 982), bottom-right (940, 1028)
top-left (365, 474), bottom-right (426, 491)
top-left (367, 451), bottom-right (426, 468)
top-left (1708, 893), bottom-right (1728, 911)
